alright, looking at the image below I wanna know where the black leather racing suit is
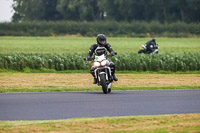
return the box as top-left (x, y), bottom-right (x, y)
top-left (145, 39), bottom-right (158, 53)
top-left (87, 43), bottom-right (116, 79)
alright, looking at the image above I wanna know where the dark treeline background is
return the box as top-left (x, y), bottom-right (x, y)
top-left (1, 21), bottom-right (199, 37)
top-left (12, 0), bottom-right (200, 22)
top-left (1, 0), bottom-right (199, 37)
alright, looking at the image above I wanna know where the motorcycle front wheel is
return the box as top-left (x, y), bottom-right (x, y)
top-left (100, 74), bottom-right (108, 94)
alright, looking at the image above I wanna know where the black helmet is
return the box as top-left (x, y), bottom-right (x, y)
top-left (97, 34), bottom-right (106, 45)
top-left (150, 38), bottom-right (156, 45)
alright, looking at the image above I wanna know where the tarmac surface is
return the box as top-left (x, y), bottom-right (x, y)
top-left (0, 89), bottom-right (200, 120)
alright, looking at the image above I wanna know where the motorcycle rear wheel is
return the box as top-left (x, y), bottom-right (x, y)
top-left (100, 74), bottom-right (108, 94)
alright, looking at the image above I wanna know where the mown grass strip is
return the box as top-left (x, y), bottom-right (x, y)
top-left (0, 113), bottom-right (200, 133)
top-left (0, 86), bottom-right (199, 93)
top-left (0, 72), bottom-right (200, 93)
top-left (1, 69), bottom-right (200, 74)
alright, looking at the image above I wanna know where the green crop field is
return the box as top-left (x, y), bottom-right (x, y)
top-left (0, 37), bottom-right (200, 54)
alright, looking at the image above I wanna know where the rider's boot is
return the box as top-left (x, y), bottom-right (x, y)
top-left (110, 63), bottom-right (118, 81)
top-left (90, 67), bottom-right (97, 84)
top-left (93, 78), bottom-right (97, 84)
top-left (113, 74), bottom-right (118, 81)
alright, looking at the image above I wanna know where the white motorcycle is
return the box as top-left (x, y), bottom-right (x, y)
top-left (91, 48), bottom-right (117, 94)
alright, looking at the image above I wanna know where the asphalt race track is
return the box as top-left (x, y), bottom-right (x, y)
top-left (0, 89), bottom-right (200, 120)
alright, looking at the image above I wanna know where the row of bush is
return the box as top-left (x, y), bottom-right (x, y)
top-left (112, 53), bottom-right (200, 71)
top-left (0, 21), bottom-right (199, 37)
top-left (0, 53), bottom-right (199, 72)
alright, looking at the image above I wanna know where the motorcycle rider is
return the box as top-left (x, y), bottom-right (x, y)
top-left (138, 38), bottom-right (158, 54)
top-left (146, 38), bottom-right (158, 53)
top-left (87, 34), bottom-right (118, 84)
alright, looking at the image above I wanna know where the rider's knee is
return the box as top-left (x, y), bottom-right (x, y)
top-left (90, 66), bottom-right (95, 73)
top-left (109, 62), bottom-right (115, 67)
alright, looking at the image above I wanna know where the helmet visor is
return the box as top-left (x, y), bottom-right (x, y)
top-left (99, 39), bottom-right (106, 45)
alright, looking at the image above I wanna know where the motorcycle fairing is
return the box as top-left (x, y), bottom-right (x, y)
top-left (94, 54), bottom-right (106, 62)
top-left (94, 66), bottom-right (112, 82)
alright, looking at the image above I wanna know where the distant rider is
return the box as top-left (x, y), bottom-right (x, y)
top-left (146, 38), bottom-right (158, 53)
top-left (138, 38), bottom-right (159, 54)
top-left (87, 34), bottom-right (118, 84)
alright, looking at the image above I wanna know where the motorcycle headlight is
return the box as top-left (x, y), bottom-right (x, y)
top-left (93, 62), bottom-right (100, 67)
top-left (101, 60), bottom-right (107, 66)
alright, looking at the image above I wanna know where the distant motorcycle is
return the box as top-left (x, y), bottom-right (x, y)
top-left (88, 48), bottom-right (117, 94)
top-left (138, 38), bottom-right (159, 54)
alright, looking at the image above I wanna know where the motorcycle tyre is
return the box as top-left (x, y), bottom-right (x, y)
top-left (100, 74), bottom-right (108, 94)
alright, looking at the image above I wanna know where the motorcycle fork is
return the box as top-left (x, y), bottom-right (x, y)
top-left (95, 67), bottom-right (111, 85)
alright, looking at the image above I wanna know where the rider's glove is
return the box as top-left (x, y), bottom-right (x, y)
top-left (110, 51), bottom-right (115, 56)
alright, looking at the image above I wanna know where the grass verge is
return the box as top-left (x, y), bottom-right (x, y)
top-left (0, 72), bottom-right (199, 93)
top-left (0, 86), bottom-right (200, 93)
top-left (0, 113), bottom-right (200, 133)
top-left (1, 68), bottom-right (200, 74)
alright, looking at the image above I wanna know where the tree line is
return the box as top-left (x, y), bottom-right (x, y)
top-left (12, 0), bottom-right (200, 22)
top-left (1, 21), bottom-right (199, 37)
